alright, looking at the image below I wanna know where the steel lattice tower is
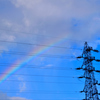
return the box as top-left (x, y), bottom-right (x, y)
top-left (77, 42), bottom-right (100, 100)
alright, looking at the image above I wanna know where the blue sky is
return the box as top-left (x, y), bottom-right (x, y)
top-left (0, 0), bottom-right (100, 100)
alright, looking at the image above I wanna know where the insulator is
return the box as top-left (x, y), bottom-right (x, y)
top-left (84, 57), bottom-right (95, 61)
top-left (83, 68), bottom-right (87, 70)
top-left (95, 59), bottom-right (100, 62)
top-left (77, 56), bottom-right (83, 58)
top-left (95, 70), bottom-right (100, 73)
top-left (85, 77), bottom-right (91, 79)
top-left (98, 93), bottom-right (100, 95)
top-left (83, 67), bottom-right (94, 71)
top-left (80, 91), bottom-right (84, 93)
top-left (86, 47), bottom-right (92, 51)
top-left (94, 83), bottom-right (97, 85)
top-left (89, 57), bottom-right (95, 61)
top-left (76, 67), bottom-right (82, 70)
top-left (88, 69), bottom-right (94, 73)
top-left (92, 92), bottom-right (99, 96)
top-left (78, 76), bottom-right (84, 78)
top-left (93, 80), bottom-right (98, 85)
top-left (93, 49), bottom-right (99, 52)
top-left (84, 57), bottom-right (88, 59)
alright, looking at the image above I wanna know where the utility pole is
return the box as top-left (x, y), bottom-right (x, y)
top-left (76, 42), bottom-right (100, 100)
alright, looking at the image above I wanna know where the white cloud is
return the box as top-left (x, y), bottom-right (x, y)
top-left (19, 82), bottom-right (26, 92)
top-left (40, 64), bottom-right (53, 69)
top-left (0, 92), bottom-right (31, 100)
top-left (46, 64), bottom-right (53, 67)
top-left (9, 97), bottom-right (31, 100)
top-left (10, 0), bottom-right (100, 42)
top-left (0, 92), bottom-right (9, 100)
top-left (17, 77), bottom-right (26, 92)
top-left (0, 0), bottom-right (100, 51)
top-left (11, 0), bottom-right (99, 18)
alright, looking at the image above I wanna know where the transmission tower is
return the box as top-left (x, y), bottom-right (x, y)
top-left (76, 42), bottom-right (100, 100)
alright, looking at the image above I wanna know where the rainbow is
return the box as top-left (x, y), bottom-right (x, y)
top-left (0, 34), bottom-right (70, 84)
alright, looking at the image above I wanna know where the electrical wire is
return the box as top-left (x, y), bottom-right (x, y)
top-left (0, 61), bottom-right (82, 71)
top-left (0, 62), bottom-right (82, 72)
top-left (0, 40), bottom-right (82, 50)
top-left (0, 28), bottom-right (67, 39)
top-left (2, 80), bottom-right (84, 84)
top-left (0, 50), bottom-right (75, 57)
top-left (0, 92), bottom-right (80, 94)
top-left (0, 89), bottom-right (81, 94)
top-left (0, 66), bottom-right (75, 70)
top-left (0, 98), bottom-right (82, 100)
top-left (0, 28), bottom-right (86, 43)
top-left (0, 89), bottom-right (80, 92)
top-left (0, 73), bottom-right (79, 78)
top-left (0, 89), bottom-right (80, 93)
top-left (0, 50), bottom-right (75, 56)
top-left (0, 51), bottom-right (76, 59)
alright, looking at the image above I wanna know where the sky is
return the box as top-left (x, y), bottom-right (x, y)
top-left (0, 0), bottom-right (100, 100)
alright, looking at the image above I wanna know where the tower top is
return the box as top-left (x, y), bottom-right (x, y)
top-left (85, 41), bottom-right (87, 45)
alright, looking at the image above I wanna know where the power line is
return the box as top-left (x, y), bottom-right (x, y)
top-left (0, 66), bottom-right (74, 70)
top-left (2, 80), bottom-right (84, 84)
top-left (0, 92), bottom-right (80, 94)
top-left (0, 28), bottom-right (86, 43)
top-left (0, 90), bottom-right (80, 93)
top-left (0, 40), bottom-right (82, 50)
top-left (0, 99), bottom-right (82, 100)
top-left (0, 63), bottom-right (78, 71)
top-left (0, 51), bottom-right (76, 59)
top-left (0, 73), bottom-right (79, 78)
top-left (0, 89), bottom-right (80, 92)
top-left (0, 90), bottom-right (83, 94)
top-left (0, 63), bottom-right (74, 69)
top-left (0, 52), bottom-right (76, 58)
top-left (0, 98), bottom-right (84, 100)
top-left (0, 62), bottom-right (83, 71)
top-left (0, 28), bottom-right (98, 45)
top-left (0, 50), bottom-right (76, 57)
top-left (0, 28), bottom-right (65, 39)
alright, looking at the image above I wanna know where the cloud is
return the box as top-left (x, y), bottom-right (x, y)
top-left (0, 92), bottom-right (9, 100)
top-left (17, 77), bottom-right (26, 92)
top-left (19, 82), bottom-right (26, 92)
top-left (9, 97), bottom-right (30, 100)
top-left (12, 0), bottom-right (99, 18)
top-left (0, 92), bottom-right (31, 100)
top-left (10, 0), bottom-right (100, 42)
top-left (0, 0), bottom-right (100, 51)
top-left (19, 81), bottom-right (26, 93)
